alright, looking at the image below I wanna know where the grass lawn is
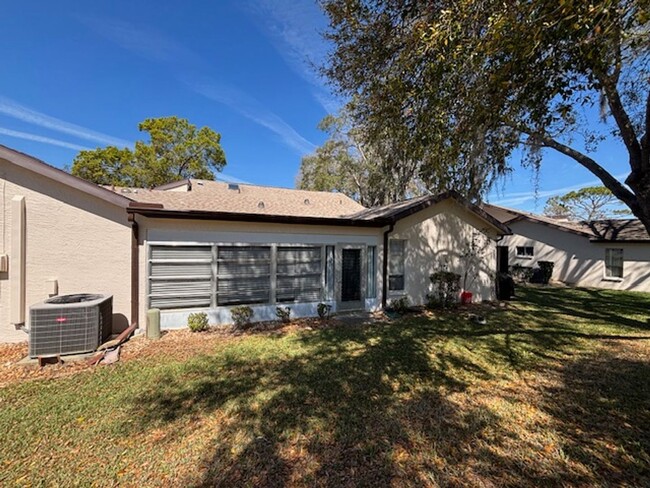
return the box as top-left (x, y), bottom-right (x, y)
top-left (1, 286), bottom-right (649, 487)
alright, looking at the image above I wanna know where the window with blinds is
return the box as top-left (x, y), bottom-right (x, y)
top-left (388, 239), bottom-right (406, 291)
top-left (149, 246), bottom-right (213, 309)
top-left (217, 246), bottom-right (271, 305)
top-left (276, 246), bottom-right (322, 302)
top-left (605, 248), bottom-right (624, 278)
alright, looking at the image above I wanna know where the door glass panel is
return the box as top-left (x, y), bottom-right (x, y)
top-left (342, 249), bottom-right (361, 302)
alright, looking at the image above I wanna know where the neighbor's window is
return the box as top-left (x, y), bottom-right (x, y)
top-left (516, 246), bottom-right (534, 258)
top-left (367, 245), bottom-right (377, 298)
top-left (388, 240), bottom-right (405, 291)
top-left (605, 248), bottom-right (624, 279)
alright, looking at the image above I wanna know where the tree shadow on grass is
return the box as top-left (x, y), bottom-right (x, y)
top-left (124, 289), bottom-right (650, 487)
top-left (540, 350), bottom-right (650, 485)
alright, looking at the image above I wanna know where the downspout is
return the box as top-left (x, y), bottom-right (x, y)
top-left (128, 213), bottom-right (139, 327)
top-left (381, 222), bottom-right (394, 309)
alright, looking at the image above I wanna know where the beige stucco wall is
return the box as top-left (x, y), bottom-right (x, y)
top-left (389, 200), bottom-right (499, 306)
top-left (502, 220), bottom-right (650, 292)
top-left (0, 159), bottom-right (132, 343)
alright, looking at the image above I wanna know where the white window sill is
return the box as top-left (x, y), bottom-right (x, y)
top-left (602, 277), bottom-right (624, 283)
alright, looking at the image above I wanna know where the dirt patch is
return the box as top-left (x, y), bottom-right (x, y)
top-left (0, 317), bottom-right (352, 388)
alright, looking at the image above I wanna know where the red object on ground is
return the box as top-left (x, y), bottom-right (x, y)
top-left (460, 291), bottom-right (473, 304)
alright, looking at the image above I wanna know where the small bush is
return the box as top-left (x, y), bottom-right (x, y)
top-left (389, 296), bottom-right (410, 314)
top-left (231, 306), bottom-right (253, 328)
top-left (187, 312), bottom-right (209, 332)
top-left (510, 264), bottom-right (534, 283)
top-left (317, 303), bottom-right (332, 320)
top-left (428, 271), bottom-right (461, 309)
top-left (537, 261), bottom-right (554, 285)
top-left (275, 306), bottom-right (291, 323)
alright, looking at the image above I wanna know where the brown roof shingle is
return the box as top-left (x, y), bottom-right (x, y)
top-left (114, 179), bottom-right (366, 219)
top-left (483, 203), bottom-right (650, 242)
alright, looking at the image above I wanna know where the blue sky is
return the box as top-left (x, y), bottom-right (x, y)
top-left (0, 1), bottom-right (630, 212)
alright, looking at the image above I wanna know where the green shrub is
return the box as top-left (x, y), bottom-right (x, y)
top-left (537, 261), bottom-right (555, 285)
top-left (317, 303), bottom-right (332, 320)
top-left (187, 312), bottom-right (209, 332)
top-left (510, 264), bottom-right (534, 283)
top-left (389, 296), bottom-right (410, 314)
top-left (231, 306), bottom-right (253, 328)
top-left (428, 270), bottom-right (461, 309)
top-left (275, 306), bottom-right (291, 323)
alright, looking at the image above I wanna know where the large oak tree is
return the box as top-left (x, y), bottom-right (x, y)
top-left (320, 0), bottom-right (650, 233)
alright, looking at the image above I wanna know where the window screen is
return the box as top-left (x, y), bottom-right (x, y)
top-left (149, 246), bottom-right (213, 309)
top-left (367, 246), bottom-right (377, 298)
top-left (605, 248), bottom-right (624, 278)
top-left (389, 240), bottom-right (405, 291)
top-left (276, 246), bottom-right (322, 302)
top-left (217, 246), bottom-right (271, 305)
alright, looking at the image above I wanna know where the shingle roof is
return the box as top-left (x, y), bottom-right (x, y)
top-left (483, 203), bottom-right (650, 242)
top-left (581, 219), bottom-right (650, 242)
top-left (113, 179), bottom-right (366, 219)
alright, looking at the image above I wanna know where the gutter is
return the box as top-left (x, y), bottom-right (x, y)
top-left (128, 213), bottom-right (139, 327)
top-left (127, 206), bottom-right (388, 228)
top-left (381, 223), bottom-right (394, 309)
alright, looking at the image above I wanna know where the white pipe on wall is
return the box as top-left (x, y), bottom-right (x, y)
top-left (10, 195), bottom-right (25, 326)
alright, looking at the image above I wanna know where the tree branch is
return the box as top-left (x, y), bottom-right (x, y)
top-left (597, 72), bottom-right (643, 171)
top-left (535, 133), bottom-right (640, 213)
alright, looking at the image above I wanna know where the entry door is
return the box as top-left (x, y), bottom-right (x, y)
top-left (496, 246), bottom-right (509, 274)
top-left (341, 249), bottom-right (362, 302)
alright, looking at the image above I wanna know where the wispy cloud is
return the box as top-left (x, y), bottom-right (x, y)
top-left (0, 96), bottom-right (131, 148)
top-left (79, 16), bottom-right (316, 155)
top-left (76, 15), bottom-right (203, 67)
top-left (0, 127), bottom-right (91, 151)
top-left (185, 76), bottom-right (316, 154)
top-left (489, 172), bottom-right (629, 207)
top-left (243, 0), bottom-right (341, 113)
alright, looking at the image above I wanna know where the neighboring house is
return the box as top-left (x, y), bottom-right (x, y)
top-left (0, 145), bottom-right (509, 343)
top-left (484, 203), bottom-right (650, 292)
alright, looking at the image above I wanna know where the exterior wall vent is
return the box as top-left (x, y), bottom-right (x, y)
top-left (28, 294), bottom-right (113, 358)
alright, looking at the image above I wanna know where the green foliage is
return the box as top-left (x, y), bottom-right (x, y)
top-left (275, 306), bottom-right (292, 323)
top-left (231, 306), bottom-right (253, 328)
top-left (544, 186), bottom-right (632, 221)
top-left (510, 264), bottom-right (534, 283)
top-left (317, 303), bottom-right (332, 320)
top-left (297, 110), bottom-right (425, 206)
top-left (537, 261), bottom-right (555, 285)
top-left (187, 312), bottom-right (209, 333)
top-left (427, 271), bottom-right (461, 309)
top-left (388, 296), bottom-right (410, 314)
top-left (71, 116), bottom-right (226, 187)
top-left (321, 0), bottom-right (650, 229)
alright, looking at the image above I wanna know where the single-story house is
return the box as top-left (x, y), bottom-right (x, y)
top-left (483, 203), bottom-right (650, 292)
top-left (0, 144), bottom-right (510, 343)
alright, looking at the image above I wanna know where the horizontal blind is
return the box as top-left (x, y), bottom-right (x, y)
top-left (149, 246), bottom-right (212, 309)
top-left (277, 246), bottom-right (322, 302)
top-left (217, 246), bottom-right (271, 305)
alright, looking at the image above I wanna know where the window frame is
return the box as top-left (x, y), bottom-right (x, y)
top-left (515, 245), bottom-right (534, 259)
top-left (388, 239), bottom-right (406, 292)
top-left (604, 248), bottom-right (624, 280)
